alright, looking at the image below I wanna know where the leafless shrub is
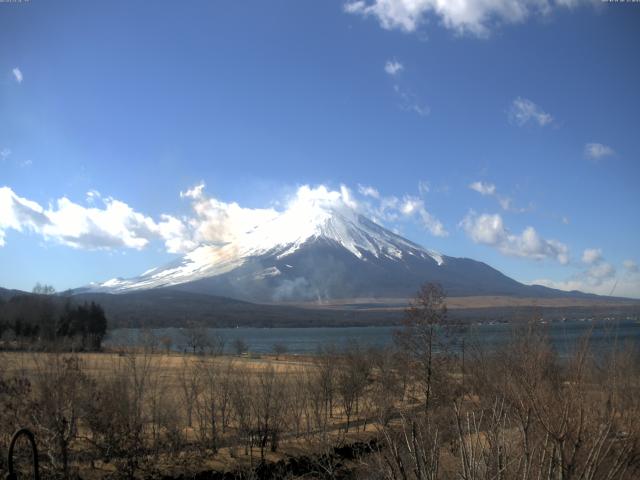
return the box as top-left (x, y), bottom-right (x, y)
top-left (251, 366), bottom-right (287, 460)
top-left (273, 342), bottom-right (287, 360)
top-left (82, 353), bottom-right (154, 479)
top-left (368, 347), bottom-right (407, 427)
top-left (30, 353), bottom-right (91, 480)
top-left (286, 366), bottom-right (310, 437)
top-left (229, 366), bottom-right (255, 460)
top-left (194, 357), bottom-right (235, 452)
top-left (0, 355), bottom-right (32, 473)
top-left (459, 321), bottom-right (640, 480)
top-left (373, 413), bottom-right (440, 480)
top-left (177, 357), bottom-right (201, 429)
top-left (232, 338), bottom-right (249, 356)
top-left (336, 343), bottom-right (370, 432)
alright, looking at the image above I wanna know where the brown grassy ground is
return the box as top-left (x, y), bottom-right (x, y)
top-left (1, 350), bottom-right (313, 375)
top-left (283, 295), bottom-right (640, 310)
top-left (5, 333), bottom-right (638, 480)
top-left (1, 350), bottom-right (384, 478)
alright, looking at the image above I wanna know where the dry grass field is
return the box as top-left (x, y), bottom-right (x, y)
top-left (288, 295), bottom-right (640, 310)
top-left (0, 348), bottom-right (390, 479)
top-left (1, 318), bottom-right (640, 479)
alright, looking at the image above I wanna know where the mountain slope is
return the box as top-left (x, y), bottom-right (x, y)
top-left (0, 286), bottom-right (28, 301)
top-left (85, 204), bottom-right (604, 303)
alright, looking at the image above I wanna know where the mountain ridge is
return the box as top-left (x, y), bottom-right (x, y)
top-left (79, 204), bottom-right (624, 304)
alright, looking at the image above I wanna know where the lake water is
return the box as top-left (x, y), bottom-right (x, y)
top-left (105, 318), bottom-right (640, 355)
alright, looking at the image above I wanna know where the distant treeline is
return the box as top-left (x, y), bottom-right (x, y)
top-left (73, 289), bottom-right (640, 329)
top-left (0, 285), bottom-right (107, 350)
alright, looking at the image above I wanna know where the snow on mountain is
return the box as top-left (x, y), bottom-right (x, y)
top-left (87, 185), bottom-right (588, 303)
top-left (92, 201), bottom-right (444, 294)
top-left (84, 192), bottom-right (599, 303)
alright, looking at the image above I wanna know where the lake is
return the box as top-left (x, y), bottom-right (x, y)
top-left (104, 318), bottom-right (640, 355)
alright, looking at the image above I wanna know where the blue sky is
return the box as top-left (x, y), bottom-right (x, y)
top-left (1, 0), bottom-right (639, 297)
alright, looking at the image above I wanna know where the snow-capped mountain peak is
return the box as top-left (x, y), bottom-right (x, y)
top-left (93, 201), bottom-right (444, 294)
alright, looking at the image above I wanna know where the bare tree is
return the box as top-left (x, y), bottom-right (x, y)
top-left (369, 347), bottom-right (405, 427)
top-left (306, 366), bottom-right (329, 438)
top-left (229, 367), bottom-right (255, 461)
top-left (217, 358), bottom-right (235, 434)
top-left (146, 354), bottom-right (168, 452)
top-left (31, 354), bottom-right (90, 480)
top-left (315, 345), bottom-right (337, 422)
top-left (140, 328), bottom-right (159, 353)
top-left (177, 357), bottom-right (201, 428)
top-left (194, 357), bottom-right (235, 452)
top-left (251, 366), bottom-right (287, 460)
top-left (395, 283), bottom-right (448, 413)
top-left (32, 283), bottom-right (56, 295)
top-left (374, 413), bottom-right (441, 480)
top-left (287, 366), bottom-right (309, 437)
top-left (182, 323), bottom-right (210, 355)
top-left (273, 342), bottom-right (287, 360)
top-left (461, 322), bottom-right (640, 480)
top-left (233, 338), bottom-right (248, 356)
top-left (0, 356), bottom-right (32, 473)
top-left (207, 331), bottom-right (226, 356)
top-left (83, 352), bottom-right (154, 479)
top-left (336, 343), bottom-right (370, 432)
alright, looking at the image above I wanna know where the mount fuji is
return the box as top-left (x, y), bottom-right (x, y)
top-left (83, 200), bottom-right (594, 304)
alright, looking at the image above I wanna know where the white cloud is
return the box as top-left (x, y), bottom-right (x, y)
top-left (0, 148), bottom-right (32, 168)
top-left (184, 194), bottom-right (278, 247)
top-left (532, 276), bottom-right (614, 296)
top-left (468, 180), bottom-right (523, 212)
top-left (0, 186), bottom-right (162, 250)
top-left (202, 184), bottom-right (446, 247)
top-left (184, 183), bottom-right (448, 241)
top-left (358, 184), bottom-right (380, 199)
top-left (171, 182), bottom-right (449, 251)
top-left (155, 214), bottom-right (198, 254)
top-left (460, 210), bottom-right (569, 264)
top-left (340, 185), bottom-right (359, 210)
top-left (531, 253), bottom-right (640, 298)
top-left (384, 60), bottom-right (404, 75)
top-left (581, 248), bottom-right (602, 265)
top-left (584, 143), bottom-right (614, 161)
top-left (43, 197), bottom-right (159, 250)
top-left (469, 181), bottom-right (496, 196)
top-left (400, 197), bottom-right (421, 215)
top-left (532, 251), bottom-right (640, 298)
top-left (498, 197), bottom-right (514, 211)
top-left (509, 97), bottom-right (553, 126)
top-left (624, 259), bottom-right (638, 273)
top-left (370, 195), bottom-right (400, 223)
top-left (180, 182), bottom-right (206, 199)
top-left (344, 0), bottom-right (584, 37)
top-left (86, 190), bottom-right (101, 204)
top-left (0, 187), bottom-right (48, 247)
top-left (12, 68), bottom-right (23, 83)
top-left (393, 84), bottom-right (429, 117)
top-left (0, 181), bottom-right (448, 253)
top-left (418, 180), bottom-right (430, 195)
top-left (586, 261), bottom-right (615, 281)
top-left (409, 104), bottom-right (429, 116)
top-left (401, 196), bottom-right (447, 236)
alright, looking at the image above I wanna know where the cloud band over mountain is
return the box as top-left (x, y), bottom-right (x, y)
top-left (0, 183), bottom-right (446, 253)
